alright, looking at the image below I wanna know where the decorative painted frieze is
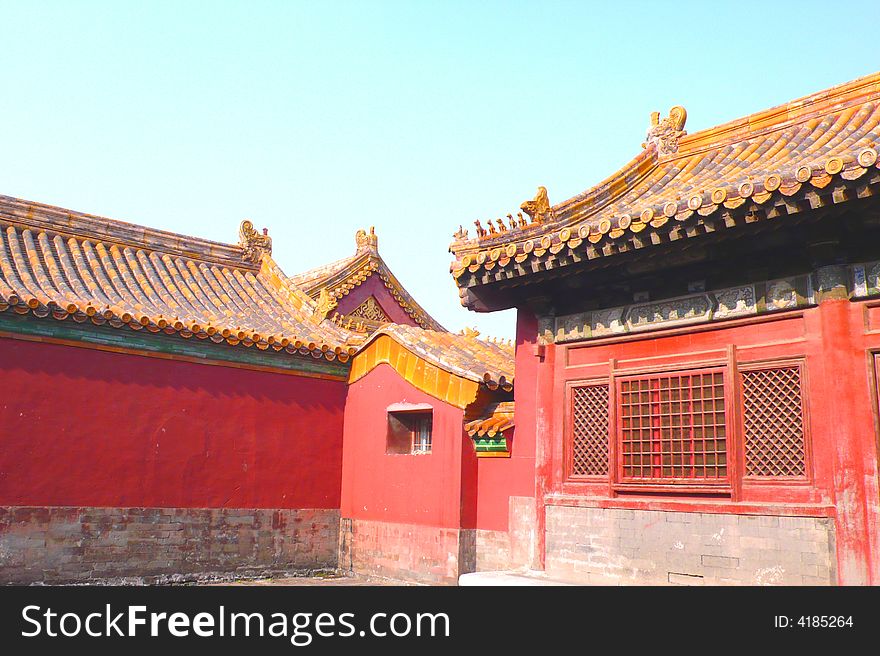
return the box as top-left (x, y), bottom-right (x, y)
top-left (537, 316), bottom-right (555, 344)
top-left (853, 264), bottom-right (868, 297)
top-left (625, 294), bottom-right (712, 331)
top-left (851, 260), bottom-right (880, 298)
top-left (591, 308), bottom-right (627, 337)
top-left (539, 273), bottom-right (822, 345)
top-left (868, 262), bottom-right (880, 293)
top-left (471, 434), bottom-right (510, 457)
top-left (765, 279), bottom-right (799, 310)
top-left (713, 286), bottom-right (756, 319)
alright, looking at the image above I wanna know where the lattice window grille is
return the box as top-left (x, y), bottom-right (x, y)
top-left (618, 371), bottom-right (727, 483)
top-left (741, 366), bottom-right (807, 477)
top-left (570, 384), bottom-right (610, 476)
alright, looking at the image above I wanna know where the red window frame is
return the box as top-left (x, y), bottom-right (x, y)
top-left (614, 367), bottom-right (730, 491)
top-left (562, 357), bottom-right (813, 497)
top-left (566, 382), bottom-right (611, 480)
top-left (739, 362), bottom-right (810, 481)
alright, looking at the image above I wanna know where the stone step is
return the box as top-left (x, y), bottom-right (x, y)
top-left (458, 570), bottom-right (578, 586)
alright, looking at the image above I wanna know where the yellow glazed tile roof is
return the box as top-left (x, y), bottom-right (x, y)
top-left (0, 194), bottom-right (362, 361)
top-left (450, 71), bottom-right (880, 301)
top-left (371, 324), bottom-right (514, 387)
top-left (349, 324), bottom-right (514, 408)
top-left (464, 401), bottom-right (515, 437)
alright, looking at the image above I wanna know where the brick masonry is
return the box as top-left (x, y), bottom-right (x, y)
top-left (475, 530), bottom-right (510, 571)
top-left (339, 496), bottom-right (539, 582)
top-left (509, 496), bottom-right (536, 569)
top-left (0, 506), bottom-right (339, 584)
top-left (474, 496), bottom-right (538, 572)
top-left (338, 518), bottom-right (475, 585)
top-left (545, 505), bottom-right (837, 585)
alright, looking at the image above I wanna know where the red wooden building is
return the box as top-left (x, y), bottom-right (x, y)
top-left (449, 71), bottom-right (880, 585)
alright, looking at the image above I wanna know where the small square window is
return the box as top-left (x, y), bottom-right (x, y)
top-left (387, 410), bottom-right (433, 455)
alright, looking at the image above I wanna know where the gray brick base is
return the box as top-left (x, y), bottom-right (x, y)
top-left (338, 518), bottom-right (470, 585)
top-left (474, 497), bottom-right (538, 573)
top-left (545, 505), bottom-right (836, 585)
top-left (475, 529), bottom-right (510, 571)
top-left (0, 506), bottom-right (339, 584)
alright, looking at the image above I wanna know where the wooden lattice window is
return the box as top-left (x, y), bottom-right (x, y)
top-left (570, 384), bottom-right (609, 477)
top-left (741, 366), bottom-right (806, 477)
top-left (618, 370), bottom-right (727, 484)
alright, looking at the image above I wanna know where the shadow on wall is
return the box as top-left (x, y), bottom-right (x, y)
top-left (0, 335), bottom-right (346, 409)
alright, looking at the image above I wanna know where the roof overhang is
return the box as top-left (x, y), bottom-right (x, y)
top-left (449, 71), bottom-right (880, 312)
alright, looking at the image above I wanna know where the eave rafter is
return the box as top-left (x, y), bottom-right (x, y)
top-left (453, 159), bottom-right (880, 308)
top-left (449, 71), bottom-right (880, 310)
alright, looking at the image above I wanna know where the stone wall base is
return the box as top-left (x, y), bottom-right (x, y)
top-left (338, 518), bottom-right (476, 585)
top-left (545, 505), bottom-right (837, 585)
top-left (472, 496), bottom-right (539, 574)
top-left (337, 498), bottom-right (540, 584)
top-left (475, 529), bottom-right (510, 571)
top-left (0, 506), bottom-right (339, 584)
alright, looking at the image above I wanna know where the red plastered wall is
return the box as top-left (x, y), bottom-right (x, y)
top-left (472, 310), bottom-right (539, 532)
top-left (0, 337), bottom-right (346, 509)
top-left (542, 301), bottom-right (880, 584)
top-left (340, 363), bottom-right (468, 528)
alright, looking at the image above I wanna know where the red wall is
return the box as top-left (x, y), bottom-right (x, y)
top-left (0, 337), bottom-right (346, 509)
top-left (335, 276), bottom-right (419, 326)
top-left (472, 310), bottom-right (540, 533)
top-left (340, 363), bottom-right (471, 528)
top-left (530, 299), bottom-right (880, 584)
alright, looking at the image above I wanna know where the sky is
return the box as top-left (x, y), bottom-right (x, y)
top-left (2, 0), bottom-right (879, 339)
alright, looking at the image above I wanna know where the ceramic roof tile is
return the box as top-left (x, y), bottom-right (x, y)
top-left (366, 323), bottom-right (514, 389)
top-left (450, 71), bottom-right (880, 302)
top-left (464, 401), bottom-right (515, 437)
top-left (0, 194), bottom-right (363, 361)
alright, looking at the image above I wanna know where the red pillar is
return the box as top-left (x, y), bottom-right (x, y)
top-left (513, 310), bottom-right (543, 569)
top-left (533, 338), bottom-right (556, 570)
top-left (813, 285), bottom-right (880, 584)
top-left (515, 309), bottom-right (556, 571)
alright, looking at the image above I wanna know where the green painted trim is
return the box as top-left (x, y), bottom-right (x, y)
top-left (471, 434), bottom-right (509, 454)
top-left (0, 311), bottom-right (350, 378)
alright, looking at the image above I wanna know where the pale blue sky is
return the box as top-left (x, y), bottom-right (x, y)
top-left (2, 1), bottom-right (878, 339)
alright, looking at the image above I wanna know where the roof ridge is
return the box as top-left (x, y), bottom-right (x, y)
top-left (0, 200), bottom-right (367, 363)
top-left (290, 250), bottom-right (372, 291)
top-left (0, 194), bottom-right (251, 270)
top-left (291, 228), bottom-right (446, 332)
top-left (673, 70), bottom-right (880, 159)
top-left (258, 253), bottom-right (320, 313)
top-left (355, 323), bottom-right (515, 387)
top-left (452, 71), bottom-right (880, 255)
top-left (355, 322), bottom-right (514, 387)
top-left (450, 71), bottom-right (880, 308)
top-left (548, 148), bottom-right (658, 231)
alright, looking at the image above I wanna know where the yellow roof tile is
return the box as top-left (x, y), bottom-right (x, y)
top-left (0, 194), bottom-right (362, 361)
top-left (451, 70), bottom-right (880, 300)
top-left (357, 323), bottom-right (514, 389)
